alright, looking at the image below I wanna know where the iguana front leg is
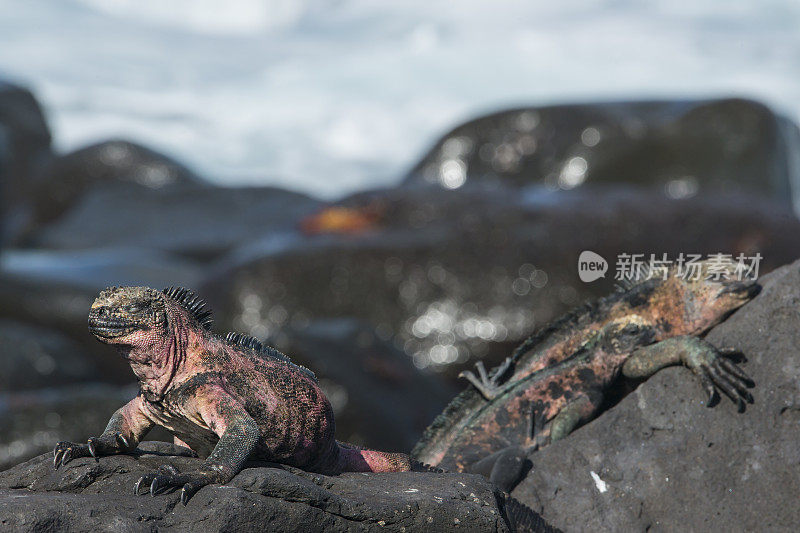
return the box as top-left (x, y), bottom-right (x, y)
top-left (54, 395), bottom-right (152, 468)
top-left (622, 336), bottom-right (754, 411)
top-left (135, 387), bottom-right (260, 505)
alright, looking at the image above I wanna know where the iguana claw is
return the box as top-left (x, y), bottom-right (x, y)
top-left (87, 438), bottom-right (97, 460)
top-left (135, 464), bottom-right (215, 505)
top-left (459, 357), bottom-right (514, 401)
top-left (683, 342), bottom-right (754, 412)
top-left (53, 441), bottom-right (92, 469)
top-left (459, 361), bottom-right (499, 400)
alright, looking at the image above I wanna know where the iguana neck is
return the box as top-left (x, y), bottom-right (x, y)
top-left (123, 309), bottom-right (192, 402)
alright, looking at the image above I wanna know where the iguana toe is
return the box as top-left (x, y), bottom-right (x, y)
top-left (138, 464), bottom-right (216, 504)
top-left (116, 433), bottom-right (130, 449)
top-left (135, 464), bottom-right (181, 495)
top-left (181, 481), bottom-right (204, 506)
top-left (680, 338), bottom-right (753, 411)
top-left (696, 359), bottom-right (753, 411)
top-left (459, 361), bottom-right (504, 400)
top-left (53, 441), bottom-right (91, 469)
top-left (87, 438), bottom-right (98, 460)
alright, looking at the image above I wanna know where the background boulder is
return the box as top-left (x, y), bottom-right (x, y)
top-left (403, 98), bottom-right (800, 206)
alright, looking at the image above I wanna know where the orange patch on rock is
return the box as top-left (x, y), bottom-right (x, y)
top-left (300, 206), bottom-right (383, 235)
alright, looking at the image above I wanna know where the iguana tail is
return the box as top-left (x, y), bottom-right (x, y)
top-left (326, 441), bottom-right (411, 473)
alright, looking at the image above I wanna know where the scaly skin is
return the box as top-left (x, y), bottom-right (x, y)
top-left (412, 260), bottom-right (759, 490)
top-left (53, 286), bottom-right (409, 505)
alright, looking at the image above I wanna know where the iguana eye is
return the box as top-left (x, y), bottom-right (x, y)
top-left (622, 324), bottom-right (641, 335)
top-left (125, 303), bottom-right (144, 313)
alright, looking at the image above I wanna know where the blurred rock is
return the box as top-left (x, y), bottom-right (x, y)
top-left (0, 320), bottom-right (98, 392)
top-left (0, 384), bottom-right (136, 470)
top-left (202, 186), bottom-right (800, 378)
top-left (0, 80), bottom-right (53, 243)
top-left (404, 98), bottom-right (799, 207)
top-left (29, 139), bottom-right (205, 229)
top-left (514, 259), bottom-right (800, 531)
top-left (28, 185), bottom-right (322, 260)
top-left (0, 442), bottom-right (515, 532)
top-left (272, 319), bottom-right (456, 451)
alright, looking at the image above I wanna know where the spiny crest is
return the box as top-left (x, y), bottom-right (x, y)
top-left (225, 331), bottom-right (269, 355)
top-left (224, 331), bottom-right (318, 382)
top-left (506, 299), bottom-right (597, 366)
top-left (161, 287), bottom-right (213, 331)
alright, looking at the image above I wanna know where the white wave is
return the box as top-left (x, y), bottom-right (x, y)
top-left (0, 0), bottom-right (798, 198)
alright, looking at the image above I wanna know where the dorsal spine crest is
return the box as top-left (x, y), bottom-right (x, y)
top-left (224, 331), bottom-right (318, 382)
top-left (161, 287), bottom-right (214, 331)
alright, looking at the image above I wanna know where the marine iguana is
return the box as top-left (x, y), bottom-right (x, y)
top-left (412, 260), bottom-right (759, 491)
top-left (51, 285), bottom-right (560, 532)
top-left (53, 286), bottom-right (412, 505)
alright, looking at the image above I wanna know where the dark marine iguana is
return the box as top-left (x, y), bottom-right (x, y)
top-left (51, 286), bottom-right (558, 532)
top-left (412, 260), bottom-right (759, 491)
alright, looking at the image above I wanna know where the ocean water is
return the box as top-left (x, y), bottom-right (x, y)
top-left (0, 0), bottom-right (798, 198)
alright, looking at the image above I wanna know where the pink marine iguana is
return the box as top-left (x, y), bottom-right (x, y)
top-left (53, 286), bottom-right (411, 504)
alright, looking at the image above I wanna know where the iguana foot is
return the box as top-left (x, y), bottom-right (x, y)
top-left (459, 357), bottom-right (513, 401)
top-left (527, 400), bottom-right (549, 449)
top-left (135, 464), bottom-right (221, 505)
top-left (470, 446), bottom-right (532, 493)
top-left (681, 340), bottom-right (754, 412)
top-left (53, 433), bottom-right (130, 468)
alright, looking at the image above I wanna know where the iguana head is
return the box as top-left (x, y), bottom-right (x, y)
top-left (89, 286), bottom-right (213, 400)
top-left (88, 286), bottom-right (168, 345)
top-left (643, 259), bottom-right (760, 336)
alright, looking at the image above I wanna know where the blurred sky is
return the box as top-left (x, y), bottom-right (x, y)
top-left (1, 0), bottom-right (798, 197)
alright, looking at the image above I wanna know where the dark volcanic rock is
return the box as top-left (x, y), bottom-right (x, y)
top-left (0, 442), bottom-right (513, 532)
top-left (29, 185), bottom-right (322, 259)
top-left (273, 319), bottom-right (457, 451)
top-left (202, 186), bottom-right (800, 378)
top-left (29, 139), bottom-right (205, 229)
top-left (404, 98), bottom-right (799, 205)
top-left (513, 259), bottom-right (800, 531)
top-left (0, 80), bottom-right (53, 242)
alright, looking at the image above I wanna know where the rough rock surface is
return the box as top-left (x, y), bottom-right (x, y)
top-left (0, 442), bottom-right (514, 532)
top-left (403, 98), bottom-right (798, 204)
top-left (514, 259), bottom-right (800, 531)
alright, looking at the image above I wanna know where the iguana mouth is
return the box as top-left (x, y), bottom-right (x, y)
top-left (88, 317), bottom-right (145, 338)
top-left (717, 280), bottom-right (761, 299)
